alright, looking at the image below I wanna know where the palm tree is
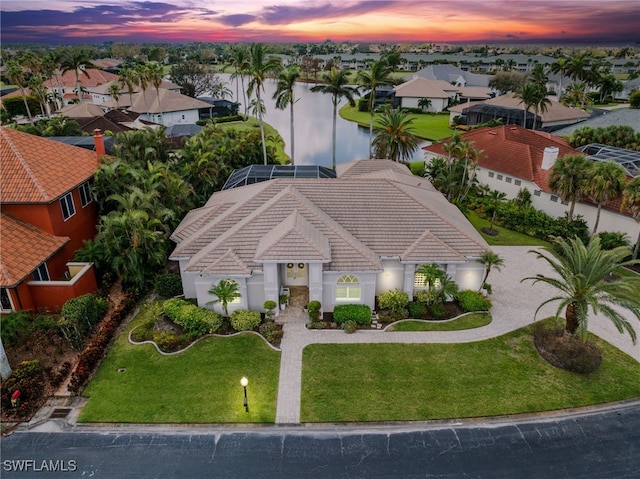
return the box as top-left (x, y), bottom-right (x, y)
top-left (417, 98), bottom-right (432, 112)
top-left (226, 45), bottom-right (250, 115)
top-left (6, 61), bottom-right (33, 123)
top-left (515, 83), bottom-right (541, 129)
top-left (587, 161), bottom-right (626, 234)
top-left (273, 66), bottom-right (300, 164)
top-left (357, 60), bottom-right (395, 158)
top-left (566, 53), bottom-right (590, 83)
top-left (371, 108), bottom-right (420, 162)
top-left (133, 64), bottom-right (150, 115)
top-left (310, 68), bottom-right (357, 169)
top-left (548, 154), bottom-right (589, 221)
top-left (487, 190), bottom-right (507, 233)
top-left (523, 236), bottom-right (640, 341)
top-left (550, 57), bottom-right (569, 99)
top-left (60, 49), bottom-right (91, 103)
top-left (28, 75), bottom-right (49, 118)
top-left (146, 63), bottom-right (165, 120)
top-left (107, 83), bottom-right (122, 108)
top-left (477, 251), bottom-right (505, 291)
top-left (622, 176), bottom-right (640, 259)
top-left (118, 68), bottom-right (137, 106)
top-left (207, 279), bottom-right (241, 318)
top-left (246, 43), bottom-right (282, 165)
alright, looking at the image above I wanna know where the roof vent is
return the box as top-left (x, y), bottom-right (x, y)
top-left (541, 146), bottom-right (559, 170)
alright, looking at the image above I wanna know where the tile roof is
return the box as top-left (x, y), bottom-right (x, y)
top-left (58, 103), bottom-right (105, 118)
top-left (102, 88), bottom-right (211, 113)
top-left (0, 127), bottom-right (99, 203)
top-left (394, 77), bottom-right (451, 99)
top-left (43, 69), bottom-right (119, 89)
top-left (423, 125), bottom-right (577, 192)
top-left (171, 160), bottom-right (489, 276)
top-left (0, 213), bottom-right (69, 287)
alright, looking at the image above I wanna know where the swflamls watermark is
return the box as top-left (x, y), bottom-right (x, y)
top-left (2, 459), bottom-right (77, 472)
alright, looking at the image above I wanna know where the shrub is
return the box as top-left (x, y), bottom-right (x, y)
top-left (1, 360), bottom-right (45, 416)
top-left (153, 332), bottom-right (185, 352)
top-left (259, 322), bottom-right (283, 344)
top-left (429, 303), bottom-right (445, 319)
top-left (163, 298), bottom-right (223, 337)
top-left (342, 320), bottom-right (357, 334)
top-left (58, 293), bottom-right (108, 348)
top-left (408, 301), bottom-right (426, 318)
top-left (596, 231), bottom-right (630, 251)
top-left (0, 311), bottom-right (32, 346)
top-left (415, 289), bottom-right (440, 306)
top-left (457, 290), bottom-right (492, 312)
top-left (378, 289), bottom-right (409, 314)
top-left (264, 300), bottom-right (277, 321)
top-left (307, 301), bottom-right (322, 322)
top-left (333, 304), bottom-right (371, 325)
top-left (154, 273), bottom-right (184, 298)
top-left (230, 309), bottom-right (262, 331)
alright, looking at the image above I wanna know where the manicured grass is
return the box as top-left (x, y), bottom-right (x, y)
top-left (339, 104), bottom-right (453, 141)
top-left (79, 303), bottom-right (280, 423)
top-left (301, 321), bottom-right (640, 422)
top-left (388, 313), bottom-right (492, 331)
top-left (217, 116), bottom-right (290, 164)
top-left (465, 210), bottom-right (550, 247)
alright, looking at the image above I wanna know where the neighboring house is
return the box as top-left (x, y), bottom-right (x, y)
top-left (407, 64), bottom-right (491, 87)
top-left (58, 102), bottom-right (105, 119)
top-left (0, 127), bottom-right (105, 313)
top-left (552, 108), bottom-right (640, 136)
top-left (197, 97), bottom-right (240, 117)
top-left (89, 79), bottom-right (181, 106)
top-left (614, 77), bottom-right (640, 102)
top-left (170, 160), bottom-right (490, 316)
top-left (394, 77), bottom-right (456, 112)
top-left (422, 125), bottom-right (639, 239)
top-left (448, 93), bottom-right (590, 131)
top-left (44, 68), bottom-right (120, 106)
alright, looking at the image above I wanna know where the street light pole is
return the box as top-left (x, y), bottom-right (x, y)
top-left (240, 377), bottom-right (249, 413)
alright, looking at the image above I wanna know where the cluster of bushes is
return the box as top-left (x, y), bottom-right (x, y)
top-left (57, 294), bottom-right (109, 350)
top-left (229, 309), bottom-right (261, 332)
top-left (259, 322), bottom-right (283, 344)
top-left (377, 289), bottom-right (410, 321)
top-left (1, 360), bottom-right (46, 418)
top-left (163, 298), bottom-right (223, 338)
top-left (457, 290), bottom-right (492, 312)
top-left (154, 273), bottom-right (184, 299)
top-left (68, 292), bottom-right (136, 394)
top-left (196, 115), bottom-right (244, 126)
top-left (333, 304), bottom-right (371, 325)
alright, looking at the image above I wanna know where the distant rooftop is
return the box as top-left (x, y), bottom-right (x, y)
top-left (222, 165), bottom-right (336, 190)
top-left (577, 143), bottom-right (640, 177)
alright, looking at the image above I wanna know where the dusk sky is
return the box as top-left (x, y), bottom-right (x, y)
top-left (1, 0), bottom-right (638, 45)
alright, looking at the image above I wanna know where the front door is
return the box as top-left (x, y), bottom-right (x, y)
top-left (284, 262), bottom-right (307, 286)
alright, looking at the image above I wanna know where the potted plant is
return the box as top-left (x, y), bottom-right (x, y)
top-left (307, 300), bottom-right (321, 322)
top-left (279, 294), bottom-right (289, 310)
top-left (264, 300), bottom-right (277, 321)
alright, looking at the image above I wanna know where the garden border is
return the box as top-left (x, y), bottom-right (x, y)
top-left (382, 311), bottom-right (492, 331)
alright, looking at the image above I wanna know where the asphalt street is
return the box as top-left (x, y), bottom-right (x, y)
top-left (2, 402), bottom-right (639, 479)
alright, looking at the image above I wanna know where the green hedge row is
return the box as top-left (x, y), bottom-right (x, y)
top-left (163, 298), bottom-right (223, 337)
top-left (333, 304), bottom-right (372, 325)
top-left (457, 290), bottom-right (492, 312)
top-left (230, 309), bottom-right (261, 331)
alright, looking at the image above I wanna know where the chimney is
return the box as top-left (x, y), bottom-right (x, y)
top-left (93, 129), bottom-right (106, 161)
top-left (541, 146), bottom-right (559, 170)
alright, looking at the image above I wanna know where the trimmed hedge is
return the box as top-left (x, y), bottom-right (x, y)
top-left (154, 273), bottom-right (184, 298)
top-left (333, 304), bottom-right (372, 325)
top-left (163, 298), bottom-right (223, 337)
top-left (457, 290), bottom-right (492, 312)
top-left (230, 309), bottom-right (261, 331)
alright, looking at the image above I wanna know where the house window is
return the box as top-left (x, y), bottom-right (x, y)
top-left (497, 174), bottom-right (503, 181)
top-left (32, 263), bottom-right (50, 281)
top-left (505, 177), bottom-right (512, 183)
top-left (1, 288), bottom-right (12, 312)
top-left (79, 181), bottom-right (92, 207)
top-left (550, 195), bottom-right (558, 202)
top-left (60, 192), bottom-right (76, 220)
top-left (534, 190), bottom-right (541, 197)
top-left (414, 273), bottom-right (441, 289)
top-left (514, 180), bottom-right (522, 186)
top-left (336, 274), bottom-right (361, 301)
top-left (488, 172), bottom-right (494, 178)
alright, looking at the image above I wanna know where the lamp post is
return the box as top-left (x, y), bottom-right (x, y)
top-left (240, 377), bottom-right (249, 413)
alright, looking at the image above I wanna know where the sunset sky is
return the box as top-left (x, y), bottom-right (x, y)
top-left (1, 0), bottom-right (638, 45)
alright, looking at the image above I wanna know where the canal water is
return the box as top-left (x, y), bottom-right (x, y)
top-left (220, 73), bottom-right (427, 167)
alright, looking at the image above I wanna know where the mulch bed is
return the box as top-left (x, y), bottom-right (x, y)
top-left (533, 327), bottom-right (602, 374)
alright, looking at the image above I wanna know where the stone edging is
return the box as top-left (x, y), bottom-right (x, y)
top-left (128, 327), bottom-right (281, 355)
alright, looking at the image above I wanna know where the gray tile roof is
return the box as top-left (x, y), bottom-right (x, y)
top-left (170, 160), bottom-right (488, 275)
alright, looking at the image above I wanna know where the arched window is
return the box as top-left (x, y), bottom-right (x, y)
top-left (336, 274), bottom-right (361, 301)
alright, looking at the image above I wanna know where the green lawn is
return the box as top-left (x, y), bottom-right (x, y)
top-left (388, 313), bottom-right (492, 331)
top-left (339, 104), bottom-right (453, 141)
top-left (79, 304), bottom-right (280, 423)
top-left (301, 322), bottom-right (640, 422)
top-left (465, 210), bottom-right (550, 247)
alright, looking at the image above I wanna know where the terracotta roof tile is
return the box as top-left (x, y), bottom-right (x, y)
top-left (0, 127), bottom-right (98, 203)
top-left (43, 69), bottom-right (119, 89)
top-left (0, 213), bottom-right (69, 287)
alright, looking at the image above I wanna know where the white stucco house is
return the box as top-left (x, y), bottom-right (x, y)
top-left (394, 77), bottom-right (458, 113)
top-left (170, 160), bottom-right (490, 316)
top-left (423, 125), bottom-right (639, 240)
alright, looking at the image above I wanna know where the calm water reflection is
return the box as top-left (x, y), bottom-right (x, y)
top-left (221, 74), bottom-right (426, 167)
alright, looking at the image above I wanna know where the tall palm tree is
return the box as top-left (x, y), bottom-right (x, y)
top-left (118, 68), bottom-right (137, 106)
top-left (146, 63), bottom-right (165, 121)
top-left (622, 176), bottom-right (640, 259)
top-left (6, 61), bottom-right (33, 123)
top-left (357, 60), bottom-right (395, 158)
top-left (523, 236), bottom-right (640, 342)
top-left (550, 57), bottom-right (569, 99)
top-left (371, 108), bottom-right (419, 162)
top-left (273, 66), bottom-right (300, 164)
top-left (28, 75), bottom-right (49, 117)
top-left (566, 53), bottom-right (590, 83)
top-left (587, 161), bottom-right (626, 234)
top-left (417, 98), bottom-right (432, 112)
top-left (246, 43), bottom-right (282, 165)
top-left (207, 279), bottom-right (241, 318)
top-left (515, 83), bottom-right (541, 129)
top-left (133, 64), bottom-right (150, 115)
top-left (548, 154), bottom-right (589, 221)
top-left (487, 190), bottom-right (507, 232)
top-left (60, 49), bottom-right (91, 104)
top-left (310, 68), bottom-right (357, 169)
top-left (107, 83), bottom-right (122, 108)
top-left (226, 45), bottom-right (250, 115)
top-left (477, 251), bottom-right (505, 290)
